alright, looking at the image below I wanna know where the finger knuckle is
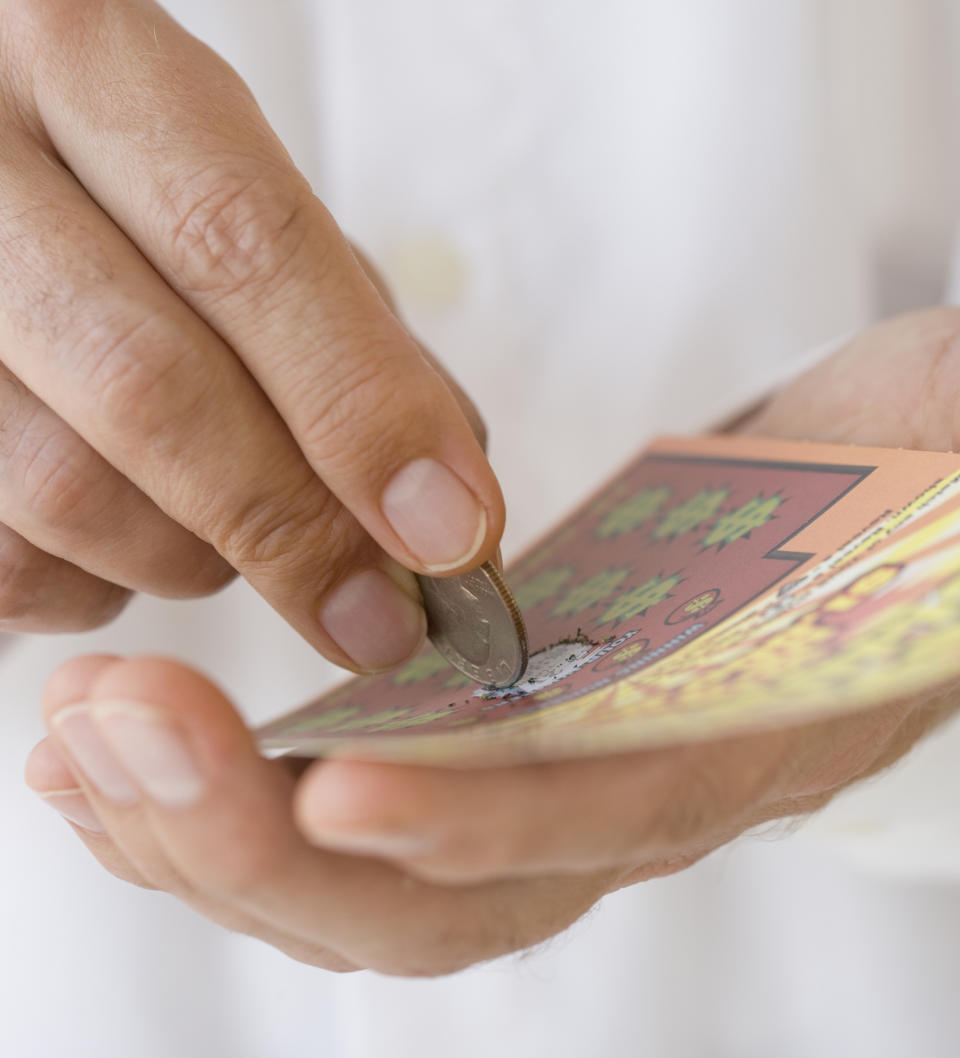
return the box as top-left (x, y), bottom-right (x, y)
top-left (214, 482), bottom-right (350, 587)
top-left (298, 349), bottom-right (432, 469)
top-left (13, 416), bottom-right (109, 531)
top-left (67, 312), bottom-right (206, 444)
top-left (156, 164), bottom-right (311, 298)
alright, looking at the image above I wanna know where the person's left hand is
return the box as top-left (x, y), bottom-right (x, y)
top-left (23, 308), bottom-right (960, 975)
top-left (23, 650), bottom-right (954, 976)
top-left (26, 654), bottom-right (623, 975)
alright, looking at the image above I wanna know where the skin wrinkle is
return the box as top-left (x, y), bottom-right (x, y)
top-left (14, 413), bottom-right (103, 529)
top-left (158, 168), bottom-right (312, 298)
top-left (25, 1), bottom-right (163, 111)
top-left (252, 300), bottom-right (442, 461)
top-left (0, 0), bottom-right (503, 651)
top-left (87, 47), bottom-right (273, 152)
top-left (0, 369), bottom-right (29, 439)
top-left (210, 471), bottom-right (351, 582)
top-left (349, 243), bottom-right (490, 449)
top-left (0, 203), bottom-right (117, 344)
top-left (0, 14), bottom-right (46, 130)
top-left (0, 108), bottom-right (457, 638)
top-left (69, 317), bottom-right (217, 449)
top-left (296, 349), bottom-right (439, 480)
top-left (0, 364), bottom-right (233, 597)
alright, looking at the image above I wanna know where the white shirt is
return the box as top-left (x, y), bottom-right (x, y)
top-left (4, 2), bottom-right (960, 1055)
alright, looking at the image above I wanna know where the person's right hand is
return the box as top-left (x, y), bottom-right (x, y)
top-left (0, 0), bottom-right (503, 670)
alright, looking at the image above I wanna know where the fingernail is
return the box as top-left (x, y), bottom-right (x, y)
top-left (320, 568), bottom-right (426, 671)
top-left (303, 826), bottom-right (433, 859)
top-left (51, 706), bottom-right (139, 805)
top-left (91, 702), bottom-right (206, 809)
top-left (37, 789), bottom-right (105, 833)
top-left (382, 458), bottom-right (487, 572)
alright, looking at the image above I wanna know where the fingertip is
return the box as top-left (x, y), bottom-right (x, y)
top-left (85, 655), bottom-right (254, 761)
top-left (86, 655), bottom-right (229, 712)
top-left (25, 741), bottom-right (105, 834)
top-left (24, 735), bottom-right (78, 792)
top-left (319, 566), bottom-right (427, 675)
top-left (43, 654), bottom-right (122, 718)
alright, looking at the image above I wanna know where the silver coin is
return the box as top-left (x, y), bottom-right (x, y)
top-left (416, 560), bottom-right (529, 688)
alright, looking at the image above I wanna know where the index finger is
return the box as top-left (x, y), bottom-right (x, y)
top-left (26, 0), bottom-right (504, 576)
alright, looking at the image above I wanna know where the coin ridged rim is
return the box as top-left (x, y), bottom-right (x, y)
top-left (469, 558), bottom-right (529, 689)
top-left (478, 560), bottom-right (529, 685)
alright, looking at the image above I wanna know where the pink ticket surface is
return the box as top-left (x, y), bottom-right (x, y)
top-left (257, 435), bottom-right (960, 765)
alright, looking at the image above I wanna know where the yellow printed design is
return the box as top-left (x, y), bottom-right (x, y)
top-left (393, 651), bottom-right (450, 686)
top-left (599, 573), bottom-right (682, 626)
top-left (654, 488), bottom-right (729, 540)
top-left (256, 441), bottom-right (960, 767)
top-left (514, 566), bottom-right (576, 610)
top-left (489, 507), bottom-right (960, 755)
top-left (596, 487), bottom-right (671, 538)
top-left (701, 494), bottom-right (783, 549)
top-left (551, 568), bottom-right (631, 618)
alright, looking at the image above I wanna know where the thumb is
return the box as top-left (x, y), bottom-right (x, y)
top-left (739, 308), bottom-right (960, 450)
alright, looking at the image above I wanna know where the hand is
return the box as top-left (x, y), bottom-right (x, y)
top-left (0, 0), bottom-right (501, 671)
top-left (26, 655), bottom-right (619, 975)
top-left (24, 308), bottom-right (960, 975)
